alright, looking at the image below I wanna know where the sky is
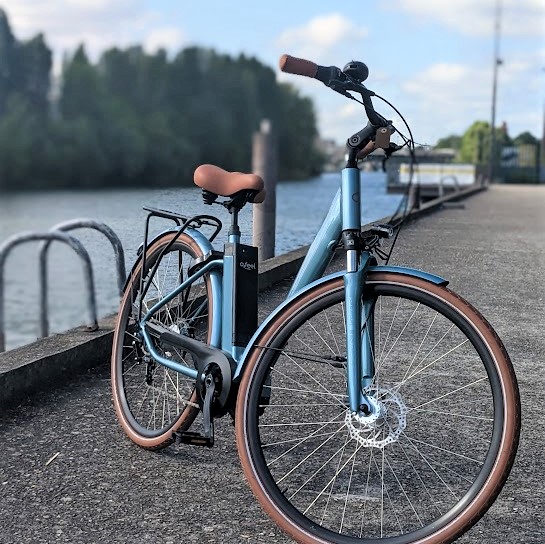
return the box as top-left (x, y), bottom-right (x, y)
top-left (3, 0), bottom-right (544, 146)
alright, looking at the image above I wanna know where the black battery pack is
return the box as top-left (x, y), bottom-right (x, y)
top-left (225, 243), bottom-right (258, 346)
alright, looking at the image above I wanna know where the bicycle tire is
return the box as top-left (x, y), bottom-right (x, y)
top-left (236, 272), bottom-right (520, 544)
top-left (112, 231), bottom-right (213, 450)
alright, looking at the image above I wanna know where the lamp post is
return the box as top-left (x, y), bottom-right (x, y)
top-left (488, 0), bottom-right (502, 183)
top-left (541, 68), bottom-right (545, 183)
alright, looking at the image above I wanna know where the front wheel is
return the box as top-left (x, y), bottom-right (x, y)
top-left (235, 272), bottom-right (520, 544)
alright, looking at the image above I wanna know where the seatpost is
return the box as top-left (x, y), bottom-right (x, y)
top-left (228, 208), bottom-right (241, 244)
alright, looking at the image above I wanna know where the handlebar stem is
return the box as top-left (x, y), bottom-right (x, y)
top-left (346, 123), bottom-right (379, 167)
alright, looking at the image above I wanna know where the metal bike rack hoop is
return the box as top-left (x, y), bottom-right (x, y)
top-left (38, 219), bottom-right (126, 338)
top-left (0, 231), bottom-right (99, 352)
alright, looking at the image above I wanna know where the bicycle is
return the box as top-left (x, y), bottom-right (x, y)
top-left (111, 54), bottom-right (520, 544)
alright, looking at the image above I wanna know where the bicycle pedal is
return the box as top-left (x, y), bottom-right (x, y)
top-left (175, 431), bottom-right (214, 448)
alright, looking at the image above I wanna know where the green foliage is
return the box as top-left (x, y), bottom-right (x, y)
top-left (437, 123), bottom-right (540, 166)
top-left (435, 134), bottom-right (462, 150)
top-left (277, 83), bottom-right (324, 179)
top-left (458, 121), bottom-right (491, 164)
top-left (0, 10), bottom-right (324, 191)
top-left (455, 121), bottom-right (512, 165)
top-left (513, 131), bottom-right (539, 146)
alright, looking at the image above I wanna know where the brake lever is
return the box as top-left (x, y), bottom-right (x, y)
top-left (329, 80), bottom-right (355, 99)
top-left (381, 143), bottom-right (403, 172)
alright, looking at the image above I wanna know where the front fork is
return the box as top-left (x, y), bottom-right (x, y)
top-left (343, 254), bottom-right (375, 414)
top-left (341, 164), bottom-right (376, 415)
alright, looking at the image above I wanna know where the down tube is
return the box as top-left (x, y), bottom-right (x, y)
top-left (288, 189), bottom-right (342, 297)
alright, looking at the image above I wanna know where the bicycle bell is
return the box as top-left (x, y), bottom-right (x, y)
top-left (342, 61), bottom-right (369, 83)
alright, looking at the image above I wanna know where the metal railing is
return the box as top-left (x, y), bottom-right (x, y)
top-left (0, 220), bottom-right (126, 352)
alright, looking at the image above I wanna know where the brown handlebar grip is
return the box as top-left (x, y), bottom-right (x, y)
top-left (279, 54), bottom-right (318, 78)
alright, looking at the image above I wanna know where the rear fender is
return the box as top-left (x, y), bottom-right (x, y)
top-left (123, 227), bottom-right (223, 348)
top-left (123, 227), bottom-right (215, 291)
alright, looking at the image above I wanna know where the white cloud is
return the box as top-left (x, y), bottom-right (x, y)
top-left (144, 27), bottom-right (186, 54)
top-left (401, 58), bottom-right (543, 143)
top-left (1, 1), bottom-right (182, 71)
top-left (64, 0), bottom-right (114, 9)
top-left (403, 57), bottom-right (538, 101)
top-left (276, 13), bottom-right (368, 60)
top-left (390, 0), bottom-right (545, 37)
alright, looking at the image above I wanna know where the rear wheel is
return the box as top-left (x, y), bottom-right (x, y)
top-left (236, 272), bottom-right (520, 543)
top-left (111, 232), bottom-right (213, 450)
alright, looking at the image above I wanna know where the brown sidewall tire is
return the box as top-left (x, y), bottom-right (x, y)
top-left (235, 272), bottom-right (520, 544)
top-left (111, 232), bottom-right (212, 450)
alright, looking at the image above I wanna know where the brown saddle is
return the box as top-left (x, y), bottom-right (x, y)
top-left (194, 164), bottom-right (266, 203)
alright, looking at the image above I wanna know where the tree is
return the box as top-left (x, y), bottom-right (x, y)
top-left (435, 134), bottom-right (462, 150)
top-left (0, 8), bottom-right (15, 114)
top-left (513, 131), bottom-right (539, 146)
top-left (277, 83), bottom-right (323, 179)
top-left (0, 94), bottom-right (52, 190)
top-left (13, 33), bottom-right (52, 114)
top-left (459, 121), bottom-right (490, 164)
top-left (458, 121), bottom-right (511, 165)
top-left (60, 45), bottom-right (104, 120)
top-left (0, 8), bottom-right (325, 191)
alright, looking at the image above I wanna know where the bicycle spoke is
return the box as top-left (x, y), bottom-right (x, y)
top-left (299, 436), bottom-right (363, 513)
top-left (397, 438), bottom-right (443, 516)
top-left (339, 440), bottom-right (360, 533)
top-left (378, 302), bottom-right (420, 369)
top-left (278, 422), bottom-right (348, 486)
top-left (281, 353), bottom-right (347, 408)
top-left (409, 407), bottom-right (492, 421)
top-left (269, 366), bottom-right (347, 408)
top-left (405, 435), bottom-right (483, 465)
top-left (401, 433), bottom-right (474, 485)
top-left (398, 339), bottom-right (469, 388)
top-left (263, 430), bottom-right (343, 449)
top-left (402, 312), bottom-right (439, 383)
top-left (378, 296), bottom-right (401, 364)
top-left (265, 411), bottom-right (346, 467)
top-left (411, 377), bottom-right (487, 410)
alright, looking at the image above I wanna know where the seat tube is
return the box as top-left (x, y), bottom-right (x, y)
top-left (341, 166), bottom-right (365, 413)
top-left (221, 218), bottom-right (241, 360)
top-left (222, 210), bottom-right (258, 363)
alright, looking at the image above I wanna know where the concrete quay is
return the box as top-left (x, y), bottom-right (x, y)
top-left (0, 184), bottom-right (543, 543)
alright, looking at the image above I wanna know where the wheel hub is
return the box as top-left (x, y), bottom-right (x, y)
top-left (345, 387), bottom-right (407, 448)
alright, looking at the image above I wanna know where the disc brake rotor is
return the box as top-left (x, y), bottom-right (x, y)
top-left (345, 386), bottom-right (407, 448)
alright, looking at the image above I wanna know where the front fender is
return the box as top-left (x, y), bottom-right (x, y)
top-left (233, 264), bottom-right (448, 381)
top-left (367, 265), bottom-right (448, 286)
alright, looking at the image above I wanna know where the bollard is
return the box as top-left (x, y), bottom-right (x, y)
top-left (252, 119), bottom-right (277, 261)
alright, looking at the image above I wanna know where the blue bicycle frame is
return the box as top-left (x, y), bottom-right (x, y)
top-left (139, 165), bottom-right (446, 414)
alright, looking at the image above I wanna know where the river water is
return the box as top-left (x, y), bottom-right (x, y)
top-left (0, 172), bottom-right (401, 350)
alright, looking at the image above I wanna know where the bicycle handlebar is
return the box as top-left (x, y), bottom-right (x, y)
top-left (279, 54), bottom-right (389, 129)
top-left (279, 54), bottom-right (319, 78)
